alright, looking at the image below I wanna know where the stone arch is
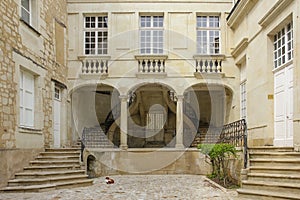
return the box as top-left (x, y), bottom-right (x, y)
top-left (70, 82), bottom-right (121, 145)
top-left (126, 80), bottom-right (178, 96)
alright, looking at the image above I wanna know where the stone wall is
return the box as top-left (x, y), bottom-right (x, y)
top-left (83, 149), bottom-right (211, 177)
top-left (0, 148), bottom-right (42, 187)
top-left (0, 0), bottom-right (68, 148)
top-left (0, 0), bottom-right (68, 186)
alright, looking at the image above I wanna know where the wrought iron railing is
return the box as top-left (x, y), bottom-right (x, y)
top-left (219, 119), bottom-right (248, 168)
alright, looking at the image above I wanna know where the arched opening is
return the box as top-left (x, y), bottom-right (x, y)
top-left (183, 83), bottom-right (233, 147)
top-left (126, 83), bottom-right (177, 148)
top-left (87, 155), bottom-right (96, 178)
top-left (71, 84), bottom-right (121, 147)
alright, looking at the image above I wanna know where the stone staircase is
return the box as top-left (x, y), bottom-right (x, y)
top-left (82, 127), bottom-right (115, 148)
top-left (237, 146), bottom-right (300, 199)
top-left (0, 147), bottom-right (93, 192)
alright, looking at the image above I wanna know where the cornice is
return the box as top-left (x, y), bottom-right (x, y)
top-left (227, 0), bottom-right (258, 29)
top-left (231, 38), bottom-right (248, 58)
top-left (258, 0), bottom-right (294, 27)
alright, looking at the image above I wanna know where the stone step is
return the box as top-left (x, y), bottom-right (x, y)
top-left (40, 151), bottom-right (80, 157)
top-left (249, 151), bottom-right (300, 159)
top-left (45, 148), bottom-right (80, 152)
top-left (15, 170), bottom-right (85, 179)
top-left (237, 188), bottom-right (300, 200)
top-left (29, 160), bottom-right (80, 166)
top-left (250, 158), bottom-right (300, 167)
top-left (1, 179), bottom-right (93, 193)
top-left (8, 175), bottom-right (89, 186)
top-left (247, 172), bottom-right (300, 184)
top-left (23, 165), bottom-right (81, 172)
top-left (36, 156), bottom-right (79, 161)
top-left (249, 166), bottom-right (300, 175)
top-left (241, 180), bottom-right (300, 195)
top-left (249, 146), bottom-right (294, 153)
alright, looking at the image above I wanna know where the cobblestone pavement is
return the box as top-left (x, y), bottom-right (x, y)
top-left (0, 175), bottom-right (238, 200)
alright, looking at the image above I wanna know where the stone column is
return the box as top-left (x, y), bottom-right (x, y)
top-left (176, 95), bottom-right (185, 148)
top-left (119, 95), bottom-right (128, 150)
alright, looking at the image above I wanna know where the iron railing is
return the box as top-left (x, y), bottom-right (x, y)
top-left (219, 119), bottom-right (248, 168)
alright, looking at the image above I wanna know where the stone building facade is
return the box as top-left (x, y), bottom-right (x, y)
top-left (0, 0), bottom-right (68, 186)
top-left (1, 0), bottom-right (300, 186)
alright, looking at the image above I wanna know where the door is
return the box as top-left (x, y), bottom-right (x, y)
top-left (274, 65), bottom-right (293, 146)
top-left (53, 87), bottom-right (61, 148)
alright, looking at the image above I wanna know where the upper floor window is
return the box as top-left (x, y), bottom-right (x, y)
top-left (140, 16), bottom-right (164, 54)
top-left (21, 0), bottom-right (31, 24)
top-left (240, 81), bottom-right (247, 120)
top-left (274, 21), bottom-right (293, 68)
top-left (84, 16), bottom-right (108, 55)
top-left (20, 70), bottom-right (35, 127)
top-left (197, 16), bottom-right (220, 54)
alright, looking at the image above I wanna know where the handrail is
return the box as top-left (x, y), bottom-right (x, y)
top-left (219, 119), bottom-right (248, 168)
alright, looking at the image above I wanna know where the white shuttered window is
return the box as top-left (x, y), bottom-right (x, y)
top-left (20, 71), bottom-right (35, 127)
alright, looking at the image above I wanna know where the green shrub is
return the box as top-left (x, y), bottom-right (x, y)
top-left (198, 143), bottom-right (237, 187)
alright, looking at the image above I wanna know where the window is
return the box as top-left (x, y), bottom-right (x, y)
top-left (240, 81), bottom-right (246, 120)
top-left (21, 0), bottom-right (31, 24)
top-left (54, 87), bottom-right (60, 100)
top-left (197, 16), bottom-right (220, 54)
top-left (274, 21), bottom-right (293, 68)
top-left (84, 16), bottom-right (108, 55)
top-left (20, 71), bottom-right (35, 127)
top-left (140, 16), bottom-right (164, 54)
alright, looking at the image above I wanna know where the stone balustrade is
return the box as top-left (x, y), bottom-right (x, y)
top-left (79, 56), bottom-right (110, 75)
top-left (135, 55), bottom-right (168, 73)
top-left (194, 55), bottom-right (225, 73)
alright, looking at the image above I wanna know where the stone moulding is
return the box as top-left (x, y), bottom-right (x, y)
top-left (258, 0), bottom-right (294, 27)
top-left (227, 0), bottom-right (259, 29)
top-left (231, 38), bottom-right (248, 58)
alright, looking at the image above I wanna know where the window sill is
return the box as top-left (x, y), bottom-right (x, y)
top-left (193, 54), bottom-right (225, 60)
top-left (135, 54), bottom-right (168, 60)
top-left (19, 126), bottom-right (43, 135)
top-left (78, 55), bottom-right (111, 60)
top-left (20, 18), bottom-right (41, 37)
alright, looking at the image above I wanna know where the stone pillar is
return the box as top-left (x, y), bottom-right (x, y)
top-left (119, 95), bottom-right (128, 150)
top-left (176, 95), bottom-right (185, 148)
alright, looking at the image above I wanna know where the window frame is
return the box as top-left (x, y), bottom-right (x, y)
top-left (240, 80), bottom-right (247, 120)
top-left (139, 15), bottom-right (164, 54)
top-left (19, 70), bottom-right (35, 128)
top-left (196, 15), bottom-right (221, 55)
top-left (21, 0), bottom-right (31, 25)
top-left (273, 21), bottom-right (293, 69)
top-left (83, 15), bottom-right (108, 55)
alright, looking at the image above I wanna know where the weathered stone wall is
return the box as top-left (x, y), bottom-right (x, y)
top-left (0, 148), bottom-right (42, 187)
top-left (0, 0), bottom-right (68, 148)
top-left (0, 0), bottom-right (68, 186)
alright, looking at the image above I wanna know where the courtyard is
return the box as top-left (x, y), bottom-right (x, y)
top-left (0, 175), bottom-right (238, 200)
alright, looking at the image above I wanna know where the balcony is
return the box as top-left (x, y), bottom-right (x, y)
top-left (135, 55), bottom-right (168, 78)
top-left (78, 56), bottom-right (110, 79)
top-left (193, 55), bottom-right (225, 78)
